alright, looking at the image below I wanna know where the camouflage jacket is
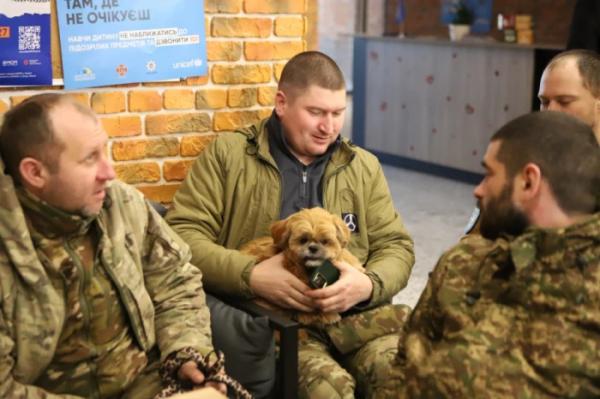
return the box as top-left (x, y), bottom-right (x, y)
top-left (400, 213), bottom-right (600, 398)
top-left (0, 157), bottom-right (213, 398)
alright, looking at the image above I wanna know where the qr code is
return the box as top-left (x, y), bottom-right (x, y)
top-left (18, 26), bottom-right (41, 52)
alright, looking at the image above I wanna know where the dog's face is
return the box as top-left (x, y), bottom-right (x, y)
top-left (271, 208), bottom-right (351, 268)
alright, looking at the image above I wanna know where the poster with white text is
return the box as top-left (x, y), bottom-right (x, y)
top-left (0, 0), bottom-right (52, 86)
top-left (56, 0), bottom-right (206, 89)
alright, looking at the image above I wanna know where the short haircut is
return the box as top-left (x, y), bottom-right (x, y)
top-left (278, 51), bottom-right (345, 98)
top-left (546, 49), bottom-right (600, 97)
top-left (0, 93), bottom-right (95, 183)
top-left (492, 111), bottom-right (600, 214)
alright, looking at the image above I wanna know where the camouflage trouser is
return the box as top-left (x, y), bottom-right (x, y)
top-left (298, 332), bottom-right (402, 399)
top-left (121, 351), bottom-right (163, 399)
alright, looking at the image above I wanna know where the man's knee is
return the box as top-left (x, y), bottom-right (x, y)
top-left (298, 369), bottom-right (355, 399)
top-left (298, 342), bottom-right (355, 399)
top-left (347, 333), bottom-right (403, 397)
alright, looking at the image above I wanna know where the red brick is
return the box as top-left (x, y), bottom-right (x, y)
top-left (100, 116), bottom-right (142, 137)
top-left (207, 41), bottom-right (242, 61)
top-left (137, 184), bottom-right (181, 204)
top-left (211, 17), bottom-right (272, 37)
top-left (163, 160), bottom-right (194, 181)
top-left (228, 87), bottom-right (257, 108)
top-left (245, 41), bottom-right (304, 61)
top-left (214, 109), bottom-right (271, 131)
top-left (91, 91), bottom-right (126, 114)
top-left (211, 65), bottom-right (272, 84)
top-left (146, 113), bottom-right (211, 135)
top-left (163, 89), bottom-right (195, 110)
top-left (129, 90), bottom-right (162, 112)
top-left (112, 138), bottom-right (179, 161)
top-left (244, 0), bottom-right (305, 13)
top-left (180, 135), bottom-right (216, 157)
top-left (114, 162), bottom-right (160, 184)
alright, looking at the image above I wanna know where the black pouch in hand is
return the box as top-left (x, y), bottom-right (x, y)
top-left (309, 259), bottom-right (340, 289)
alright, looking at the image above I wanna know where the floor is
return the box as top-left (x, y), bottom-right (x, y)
top-left (342, 94), bottom-right (478, 308)
top-left (384, 166), bottom-right (476, 308)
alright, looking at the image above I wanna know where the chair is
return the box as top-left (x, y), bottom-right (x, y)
top-left (148, 200), bottom-right (299, 399)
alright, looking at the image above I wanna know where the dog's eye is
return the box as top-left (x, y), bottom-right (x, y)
top-left (299, 237), bottom-right (309, 245)
top-left (320, 239), bottom-right (330, 245)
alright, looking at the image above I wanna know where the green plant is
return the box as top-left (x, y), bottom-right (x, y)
top-left (452, 1), bottom-right (473, 25)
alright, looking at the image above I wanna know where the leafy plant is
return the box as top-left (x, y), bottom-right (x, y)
top-left (451, 1), bottom-right (473, 25)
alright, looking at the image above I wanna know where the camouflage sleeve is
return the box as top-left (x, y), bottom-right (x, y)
top-left (141, 202), bottom-right (213, 361)
top-left (0, 309), bottom-right (82, 398)
top-left (407, 234), bottom-right (494, 341)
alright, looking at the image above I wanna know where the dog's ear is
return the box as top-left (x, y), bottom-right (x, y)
top-left (333, 215), bottom-right (351, 247)
top-left (271, 218), bottom-right (291, 250)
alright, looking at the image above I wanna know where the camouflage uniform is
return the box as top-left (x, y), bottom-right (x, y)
top-left (383, 213), bottom-right (600, 398)
top-left (298, 304), bottom-right (411, 399)
top-left (0, 156), bottom-right (213, 398)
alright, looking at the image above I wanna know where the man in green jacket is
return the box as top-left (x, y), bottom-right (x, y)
top-left (166, 51), bottom-right (415, 398)
top-left (0, 94), bottom-right (226, 398)
top-left (380, 111), bottom-right (600, 398)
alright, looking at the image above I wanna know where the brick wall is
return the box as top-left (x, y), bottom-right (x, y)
top-left (0, 0), bottom-right (315, 203)
top-left (385, 0), bottom-right (574, 46)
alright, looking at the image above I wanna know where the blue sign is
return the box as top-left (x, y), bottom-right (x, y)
top-left (56, 0), bottom-right (207, 90)
top-left (0, 0), bottom-right (52, 86)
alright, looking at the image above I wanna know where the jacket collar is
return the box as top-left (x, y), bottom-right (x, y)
top-left (509, 213), bottom-right (600, 273)
top-left (17, 188), bottom-right (96, 239)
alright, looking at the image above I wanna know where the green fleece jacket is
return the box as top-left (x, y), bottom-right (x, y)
top-left (166, 118), bottom-right (415, 308)
top-left (0, 156), bottom-right (213, 398)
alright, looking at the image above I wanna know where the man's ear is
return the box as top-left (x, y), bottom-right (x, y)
top-left (274, 90), bottom-right (287, 118)
top-left (19, 157), bottom-right (48, 189)
top-left (515, 163), bottom-right (542, 202)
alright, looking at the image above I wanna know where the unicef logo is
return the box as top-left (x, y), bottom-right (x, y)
top-left (342, 213), bottom-right (359, 233)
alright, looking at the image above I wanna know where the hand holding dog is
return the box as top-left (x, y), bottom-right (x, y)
top-left (306, 260), bottom-right (373, 313)
top-left (249, 252), bottom-right (316, 312)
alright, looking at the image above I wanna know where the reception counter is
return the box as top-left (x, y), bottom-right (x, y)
top-left (351, 35), bottom-right (562, 182)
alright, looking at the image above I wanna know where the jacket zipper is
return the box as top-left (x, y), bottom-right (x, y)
top-left (64, 240), bottom-right (101, 399)
top-left (302, 168), bottom-right (308, 198)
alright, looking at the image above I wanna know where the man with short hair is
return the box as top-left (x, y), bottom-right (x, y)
top-left (538, 49), bottom-right (600, 142)
top-left (0, 94), bottom-right (226, 398)
top-left (380, 111), bottom-right (600, 398)
top-left (167, 51), bottom-right (415, 398)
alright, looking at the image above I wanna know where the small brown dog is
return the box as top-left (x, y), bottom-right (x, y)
top-left (240, 207), bottom-right (365, 327)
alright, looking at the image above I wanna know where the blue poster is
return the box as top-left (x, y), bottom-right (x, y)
top-left (441, 0), bottom-right (493, 34)
top-left (56, 0), bottom-right (207, 90)
top-left (0, 0), bottom-right (52, 86)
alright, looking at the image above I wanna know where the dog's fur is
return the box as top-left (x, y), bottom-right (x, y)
top-left (240, 207), bottom-right (365, 327)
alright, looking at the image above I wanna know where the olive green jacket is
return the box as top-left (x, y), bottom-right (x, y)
top-left (166, 118), bottom-right (415, 307)
top-left (0, 157), bottom-right (212, 398)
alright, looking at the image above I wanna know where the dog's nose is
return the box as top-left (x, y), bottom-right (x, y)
top-left (308, 244), bottom-right (319, 253)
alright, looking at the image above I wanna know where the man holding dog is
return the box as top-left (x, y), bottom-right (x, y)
top-left (0, 94), bottom-right (228, 398)
top-left (167, 51), bottom-right (415, 398)
top-left (379, 111), bottom-right (600, 398)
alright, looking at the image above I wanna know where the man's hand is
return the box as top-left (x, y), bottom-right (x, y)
top-left (178, 361), bottom-right (227, 395)
top-left (249, 252), bottom-right (316, 311)
top-left (305, 261), bottom-right (373, 312)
